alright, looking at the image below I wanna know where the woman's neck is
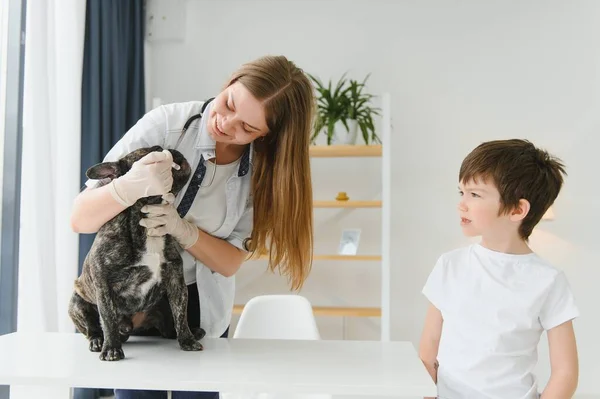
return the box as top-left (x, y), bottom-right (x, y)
top-left (214, 142), bottom-right (246, 165)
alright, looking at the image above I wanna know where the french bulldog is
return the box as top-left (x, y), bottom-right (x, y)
top-left (68, 146), bottom-right (205, 361)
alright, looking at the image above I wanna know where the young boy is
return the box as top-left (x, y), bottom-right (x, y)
top-left (420, 139), bottom-right (579, 399)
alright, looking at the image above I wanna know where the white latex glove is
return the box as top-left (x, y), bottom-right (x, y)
top-left (139, 201), bottom-right (199, 249)
top-left (109, 150), bottom-right (174, 207)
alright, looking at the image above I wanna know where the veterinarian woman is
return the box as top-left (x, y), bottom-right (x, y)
top-left (70, 55), bottom-right (314, 399)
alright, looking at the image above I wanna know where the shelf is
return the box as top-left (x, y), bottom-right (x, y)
top-left (309, 145), bottom-right (382, 158)
top-left (314, 200), bottom-right (382, 208)
top-left (233, 305), bottom-right (381, 318)
top-left (256, 254), bottom-right (382, 261)
top-left (313, 254), bottom-right (381, 261)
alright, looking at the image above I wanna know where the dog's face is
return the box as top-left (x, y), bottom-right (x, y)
top-left (86, 146), bottom-right (192, 197)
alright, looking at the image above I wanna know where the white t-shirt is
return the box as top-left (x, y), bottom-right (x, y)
top-left (422, 243), bottom-right (579, 399)
top-left (187, 158), bottom-right (242, 235)
top-left (179, 157), bottom-right (241, 285)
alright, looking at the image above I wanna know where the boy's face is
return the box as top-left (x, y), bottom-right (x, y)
top-left (457, 178), bottom-right (512, 238)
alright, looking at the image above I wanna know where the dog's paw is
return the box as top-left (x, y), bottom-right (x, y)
top-left (119, 321), bottom-right (133, 336)
top-left (191, 327), bottom-right (206, 340)
top-left (99, 345), bottom-right (125, 361)
top-left (89, 337), bottom-right (103, 352)
top-left (178, 337), bottom-right (203, 351)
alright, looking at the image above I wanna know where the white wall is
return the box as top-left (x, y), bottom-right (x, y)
top-left (146, 0), bottom-right (600, 394)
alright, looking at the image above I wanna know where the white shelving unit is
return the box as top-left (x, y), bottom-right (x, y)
top-left (380, 92), bottom-right (392, 342)
top-left (234, 93), bottom-right (392, 341)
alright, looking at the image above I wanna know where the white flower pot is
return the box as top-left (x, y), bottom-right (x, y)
top-left (332, 119), bottom-right (359, 145)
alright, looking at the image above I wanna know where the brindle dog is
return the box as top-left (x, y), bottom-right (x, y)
top-left (68, 146), bottom-right (205, 361)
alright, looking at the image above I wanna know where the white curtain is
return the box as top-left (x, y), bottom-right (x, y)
top-left (12, 0), bottom-right (86, 397)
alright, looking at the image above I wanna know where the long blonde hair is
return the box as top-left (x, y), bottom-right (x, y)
top-left (227, 55), bottom-right (315, 291)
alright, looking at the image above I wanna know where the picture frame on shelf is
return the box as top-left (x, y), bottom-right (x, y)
top-left (338, 229), bottom-right (361, 255)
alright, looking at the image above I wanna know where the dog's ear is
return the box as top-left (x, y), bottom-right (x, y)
top-left (86, 162), bottom-right (120, 180)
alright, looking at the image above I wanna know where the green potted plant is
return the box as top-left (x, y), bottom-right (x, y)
top-left (309, 73), bottom-right (380, 145)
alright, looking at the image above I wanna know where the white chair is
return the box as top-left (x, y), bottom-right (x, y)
top-left (221, 295), bottom-right (330, 399)
top-left (233, 295), bottom-right (321, 340)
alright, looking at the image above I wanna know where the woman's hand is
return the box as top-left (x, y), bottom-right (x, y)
top-left (109, 150), bottom-right (174, 207)
top-left (139, 199), bottom-right (199, 249)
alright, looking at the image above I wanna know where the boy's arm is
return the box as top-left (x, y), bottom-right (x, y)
top-left (419, 303), bottom-right (443, 384)
top-left (540, 320), bottom-right (579, 398)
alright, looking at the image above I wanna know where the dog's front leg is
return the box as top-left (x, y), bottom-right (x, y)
top-left (95, 283), bottom-right (125, 361)
top-left (164, 260), bottom-right (203, 351)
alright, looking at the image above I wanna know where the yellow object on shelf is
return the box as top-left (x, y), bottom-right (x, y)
top-left (336, 192), bottom-right (349, 201)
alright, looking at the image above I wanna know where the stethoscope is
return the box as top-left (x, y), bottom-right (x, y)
top-left (172, 98), bottom-right (217, 187)
top-left (174, 113), bottom-right (203, 150)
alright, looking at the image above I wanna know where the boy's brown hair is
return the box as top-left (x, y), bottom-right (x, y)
top-left (459, 139), bottom-right (566, 240)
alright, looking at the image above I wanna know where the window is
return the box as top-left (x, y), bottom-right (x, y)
top-left (0, 0), bottom-right (25, 340)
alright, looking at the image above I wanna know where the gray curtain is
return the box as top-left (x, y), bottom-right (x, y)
top-left (78, 0), bottom-right (146, 271)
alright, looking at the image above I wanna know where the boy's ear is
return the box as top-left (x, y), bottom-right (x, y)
top-left (509, 199), bottom-right (531, 222)
top-left (86, 162), bottom-right (120, 180)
